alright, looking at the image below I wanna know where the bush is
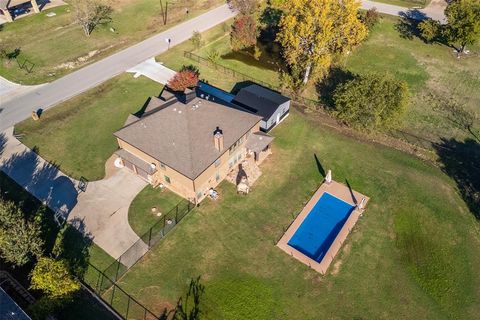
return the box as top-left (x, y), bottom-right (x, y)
top-left (30, 257), bottom-right (80, 298)
top-left (333, 73), bottom-right (409, 131)
top-left (190, 31), bottom-right (203, 50)
top-left (167, 67), bottom-right (200, 92)
top-left (230, 15), bottom-right (258, 51)
top-left (418, 19), bottom-right (441, 43)
top-left (361, 8), bottom-right (380, 31)
top-left (207, 49), bottom-right (220, 63)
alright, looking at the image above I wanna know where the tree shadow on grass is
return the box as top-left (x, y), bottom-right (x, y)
top-left (434, 138), bottom-right (480, 219)
top-left (54, 218), bottom-right (93, 278)
top-left (395, 10), bottom-right (428, 40)
top-left (158, 276), bottom-right (205, 320)
top-left (316, 67), bottom-right (356, 110)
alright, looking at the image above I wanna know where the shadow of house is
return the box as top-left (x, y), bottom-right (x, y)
top-left (434, 138), bottom-right (480, 219)
top-left (0, 149), bottom-right (78, 219)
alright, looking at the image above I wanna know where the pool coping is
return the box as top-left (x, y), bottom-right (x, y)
top-left (276, 180), bottom-right (369, 275)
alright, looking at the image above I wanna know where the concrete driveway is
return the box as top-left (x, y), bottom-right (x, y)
top-left (0, 76), bottom-right (44, 105)
top-left (0, 128), bottom-right (148, 267)
top-left (127, 58), bottom-right (176, 84)
top-left (69, 168), bottom-right (148, 267)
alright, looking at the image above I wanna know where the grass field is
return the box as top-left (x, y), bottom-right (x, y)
top-left (113, 109), bottom-right (480, 319)
top-left (15, 74), bottom-right (162, 181)
top-left (11, 11), bottom-right (480, 320)
top-left (157, 15), bottom-right (480, 147)
top-left (0, 0), bottom-right (223, 84)
top-left (128, 186), bottom-right (184, 237)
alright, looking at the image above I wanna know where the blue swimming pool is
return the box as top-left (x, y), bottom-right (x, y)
top-left (288, 193), bottom-right (355, 262)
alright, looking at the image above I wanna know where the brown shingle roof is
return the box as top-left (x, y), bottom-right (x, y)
top-left (114, 97), bottom-right (262, 180)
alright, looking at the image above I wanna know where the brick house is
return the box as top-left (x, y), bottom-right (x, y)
top-left (114, 90), bottom-right (274, 203)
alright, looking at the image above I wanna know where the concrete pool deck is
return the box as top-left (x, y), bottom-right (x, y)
top-left (277, 180), bottom-right (369, 275)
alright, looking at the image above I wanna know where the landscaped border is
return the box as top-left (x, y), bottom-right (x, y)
top-left (277, 180), bottom-right (369, 274)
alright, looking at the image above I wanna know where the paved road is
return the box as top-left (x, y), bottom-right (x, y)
top-left (0, 2), bottom-right (446, 132)
top-left (362, 0), bottom-right (446, 22)
top-left (0, 4), bottom-right (236, 132)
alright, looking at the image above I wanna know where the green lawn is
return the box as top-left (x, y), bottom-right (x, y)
top-left (344, 15), bottom-right (480, 144)
top-left (0, 0), bottom-right (223, 84)
top-left (128, 186), bottom-right (184, 237)
top-left (15, 74), bottom-right (162, 181)
top-left (113, 109), bottom-right (480, 319)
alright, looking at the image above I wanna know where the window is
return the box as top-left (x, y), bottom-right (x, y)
top-left (214, 158), bottom-right (221, 167)
top-left (160, 162), bottom-right (166, 170)
top-left (164, 175), bottom-right (171, 184)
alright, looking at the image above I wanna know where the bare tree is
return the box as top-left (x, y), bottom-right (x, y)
top-left (72, 0), bottom-right (113, 37)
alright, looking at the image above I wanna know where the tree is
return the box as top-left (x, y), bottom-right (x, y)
top-left (190, 31), bottom-right (203, 50)
top-left (444, 0), bottom-right (480, 53)
top-left (167, 66), bottom-right (200, 91)
top-left (72, 0), bottom-right (113, 37)
top-left (30, 257), bottom-right (80, 298)
top-left (228, 0), bottom-right (260, 15)
top-left (418, 18), bottom-right (441, 43)
top-left (0, 200), bottom-right (44, 266)
top-left (333, 73), bottom-right (409, 131)
top-left (230, 15), bottom-right (258, 51)
top-left (277, 0), bottom-right (367, 85)
top-left (360, 8), bottom-right (380, 31)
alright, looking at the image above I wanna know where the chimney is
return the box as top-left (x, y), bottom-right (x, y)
top-left (213, 127), bottom-right (224, 152)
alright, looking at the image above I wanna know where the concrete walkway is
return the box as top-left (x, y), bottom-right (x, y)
top-left (0, 128), bottom-right (147, 267)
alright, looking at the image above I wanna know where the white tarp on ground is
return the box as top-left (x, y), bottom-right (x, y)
top-left (126, 58), bottom-right (176, 85)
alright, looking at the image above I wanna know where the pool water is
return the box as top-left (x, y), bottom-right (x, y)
top-left (287, 193), bottom-right (355, 262)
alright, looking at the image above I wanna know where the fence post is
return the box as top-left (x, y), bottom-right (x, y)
top-left (110, 284), bottom-right (116, 305)
top-left (148, 227), bottom-right (152, 248)
top-left (114, 259), bottom-right (121, 282)
top-left (126, 296), bottom-right (131, 319)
